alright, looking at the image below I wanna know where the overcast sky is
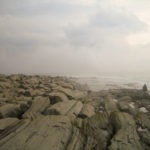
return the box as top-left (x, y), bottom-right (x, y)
top-left (0, 0), bottom-right (150, 75)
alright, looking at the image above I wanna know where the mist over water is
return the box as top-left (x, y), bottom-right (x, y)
top-left (76, 72), bottom-right (150, 91)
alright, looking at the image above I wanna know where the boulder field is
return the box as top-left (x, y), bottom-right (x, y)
top-left (0, 74), bottom-right (150, 150)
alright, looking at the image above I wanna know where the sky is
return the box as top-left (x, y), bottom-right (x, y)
top-left (0, 0), bottom-right (150, 75)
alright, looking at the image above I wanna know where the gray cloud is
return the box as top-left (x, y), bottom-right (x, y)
top-left (0, 0), bottom-right (150, 75)
top-left (91, 10), bottom-right (146, 32)
top-left (0, 0), bottom-right (84, 16)
top-left (64, 6), bottom-right (146, 49)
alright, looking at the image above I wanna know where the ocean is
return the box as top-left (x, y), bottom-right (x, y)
top-left (76, 73), bottom-right (150, 91)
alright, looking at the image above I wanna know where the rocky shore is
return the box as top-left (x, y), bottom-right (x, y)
top-left (0, 74), bottom-right (150, 150)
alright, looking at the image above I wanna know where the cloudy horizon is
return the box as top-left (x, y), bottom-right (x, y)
top-left (0, 0), bottom-right (150, 75)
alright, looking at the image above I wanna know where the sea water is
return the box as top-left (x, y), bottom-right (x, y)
top-left (76, 73), bottom-right (150, 91)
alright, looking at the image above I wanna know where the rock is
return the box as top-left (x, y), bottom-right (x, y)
top-left (83, 114), bottom-right (111, 150)
top-left (136, 112), bottom-right (150, 130)
top-left (139, 107), bottom-right (149, 113)
top-left (78, 104), bottom-right (95, 118)
top-left (45, 100), bottom-right (83, 119)
top-left (44, 100), bottom-right (77, 115)
top-left (117, 100), bottom-right (138, 115)
top-left (104, 97), bottom-right (118, 114)
top-left (15, 96), bottom-right (32, 103)
top-left (49, 92), bottom-right (69, 104)
top-left (58, 82), bottom-right (74, 89)
top-left (52, 86), bottom-right (86, 100)
top-left (22, 97), bottom-right (50, 119)
top-left (17, 89), bottom-right (31, 97)
top-left (0, 118), bottom-right (19, 131)
top-left (128, 102), bottom-right (135, 109)
top-left (66, 125), bottom-right (84, 150)
top-left (136, 113), bottom-right (150, 147)
top-left (109, 112), bottom-right (143, 150)
top-left (66, 112), bottom-right (112, 150)
top-left (0, 104), bottom-right (21, 118)
top-left (119, 96), bottom-right (132, 101)
top-left (19, 101), bottom-right (31, 113)
top-left (0, 116), bottom-right (72, 150)
top-left (117, 101), bottom-right (129, 112)
top-left (0, 75), bottom-right (150, 150)
top-left (66, 101), bottom-right (83, 119)
top-left (27, 89), bottom-right (46, 97)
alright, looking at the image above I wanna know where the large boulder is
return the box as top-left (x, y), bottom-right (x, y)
top-left (22, 97), bottom-right (50, 119)
top-left (66, 101), bottom-right (83, 119)
top-left (0, 116), bottom-right (72, 150)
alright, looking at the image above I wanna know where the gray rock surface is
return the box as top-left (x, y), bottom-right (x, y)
top-left (0, 75), bottom-right (150, 150)
top-left (0, 116), bottom-right (72, 150)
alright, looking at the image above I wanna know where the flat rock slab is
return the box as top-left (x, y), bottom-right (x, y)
top-left (0, 116), bottom-right (72, 150)
top-left (0, 118), bottom-right (19, 130)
